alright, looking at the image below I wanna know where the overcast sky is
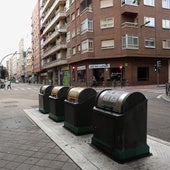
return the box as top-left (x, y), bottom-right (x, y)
top-left (0, 0), bottom-right (36, 65)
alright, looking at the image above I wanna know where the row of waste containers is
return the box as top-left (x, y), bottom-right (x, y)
top-left (39, 85), bottom-right (150, 163)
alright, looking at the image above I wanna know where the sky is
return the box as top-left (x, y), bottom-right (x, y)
top-left (0, 0), bottom-right (36, 65)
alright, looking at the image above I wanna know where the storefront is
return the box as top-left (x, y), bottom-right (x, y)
top-left (70, 58), bottom-right (169, 87)
top-left (60, 65), bottom-right (70, 86)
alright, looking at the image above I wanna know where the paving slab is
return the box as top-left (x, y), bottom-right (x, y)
top-left (25, 108), bottom-right (170, 170)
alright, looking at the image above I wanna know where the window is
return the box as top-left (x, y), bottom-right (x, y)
top-left (72, 47), bottom-right (76, 55)
top-left (76, 8), bottom-right (80, 16)
top-left (121, 0), bottom-right (138, 6)
top-left (81, 19), bottom-right (93, 34)
top-left (66, 31), bottom-right (70, 42)
top-left (71, 0), bottom-right (75, 4)
top-left (137, 67), bottom-right (149, 81)
top-left (100, 17), bottom-right (114, 29)
top-left (144, 17), bottom-right (155, 27)
top-left (77, 26), bottom-right (80, 35)
top-left (122, 34), bottom-right (139, 49)
top-left (81, 39), bottom-right (94, 53)
top-left (163, 40), bottom-right (170, 49)
top-left (101, 39), bottom-right (114, 49)
top-left (100, 0), bottom-right (113, 8)
top-left (144, 0), bottom-right (154, 6)
top-left (145, 38), bottom-right (155, 48)
top-left (162, 19), bottom-right (170, 29)
top-left (71, 29), bottom-right (75, 38)
top-left (162, 0), bottom-right (170, 9)
top-left (71, 12), bottom-right (75, 21)
top-left (77, 70), bottom-right (86, 82)
top-left (66, 48), bottom-right (71, 58)
top-left (77, 45), bottom-right (81, 52)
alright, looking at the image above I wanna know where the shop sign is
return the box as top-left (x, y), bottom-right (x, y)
top-left (77, 65), bottom-right (86, 70)
top-left (61, 65), bottom-right (69, 71)
top-left (89, 64), bottom-right (110, 69)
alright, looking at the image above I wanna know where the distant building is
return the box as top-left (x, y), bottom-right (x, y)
top-left (31, 0), bottom-right (42, 84)
top-left (25, 48), bottom-right (33, 83)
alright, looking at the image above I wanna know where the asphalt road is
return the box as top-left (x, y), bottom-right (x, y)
top-left (1, 83), bottom-right (170, 142)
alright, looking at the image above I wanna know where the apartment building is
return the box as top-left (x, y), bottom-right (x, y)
top-left (66, 0), bottom-right (170, 86)
top-left (25, 48), bottom-right (33, 83)
top-left (40, 0), bottom-right (69, 85)
top-left (32, 0), bottom-right (42, 84)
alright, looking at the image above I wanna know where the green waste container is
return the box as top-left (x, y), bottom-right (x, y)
top-left (92, 89), bottom-right (150, 163)
top-left (49, 86), bottom-right (69, 122)
top-left (39, 85), bottom-right (54, 114)
top-left (64, 87), bottom-right (97, 135)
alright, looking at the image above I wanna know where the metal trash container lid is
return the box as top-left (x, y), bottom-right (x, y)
top-left (67, 87), bottom-right (96, 103)
top-left (51, 86), bottom-right (69, 99)
top-left (96, 90), bottom-right (147, 113)
top-left (40, 85), bottom-right (53, 94)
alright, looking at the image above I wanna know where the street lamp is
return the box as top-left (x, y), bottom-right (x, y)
top-left (140, 21), bottom-right (150, 28)
top-left (0, 51), bottom-right (22, 78)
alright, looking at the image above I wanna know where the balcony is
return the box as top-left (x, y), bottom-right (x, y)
top-left (121, 0), bottom-right (138, 16)
top-left (121, 22), bottom-right (138, 28)
top-left (42, 57), bottom-right (67, 69)
top-left (43, 41), bottom-right (67, 58)
top-left (41, 0), bottom-right (54, 14)
top-left (43, 10), bottom-right (66, 34)
top-left (42, 27), bottom-right (66, 46)
top-left (80, 7), bottom-right (92, 16)
top-left (42, 0), bottom-right (65, 24)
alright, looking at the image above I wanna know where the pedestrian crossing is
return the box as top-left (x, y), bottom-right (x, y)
top-left (0, 87), bottom-right (40, 92)
top-left (12, 87), bottom-right (40, 91)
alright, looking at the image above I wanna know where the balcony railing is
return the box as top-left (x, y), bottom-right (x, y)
top-left (80, 7), bottom-right (92, 16)
top-left (43, 10), bottom-right (66, 34)
top-left (41, 0), bottom-right (50, 13)
top-left (42, 57), bottom-right (67, 69)
top-left (42, 0), bottom-right (65, 24)
top-left (43, 42), bottom-right (67, 57)
top-left (42, 27), bottom-right (66, 46)
top-left (121, 22), bottom-right (138, 28)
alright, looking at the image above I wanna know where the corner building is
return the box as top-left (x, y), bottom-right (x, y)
top-left (66, 0), bottom-right (170, 87)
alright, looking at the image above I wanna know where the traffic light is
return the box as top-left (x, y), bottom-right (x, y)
top-left (157, 60), bottom-right (161, 68)
top-left (154, 65), bottom-right (157, 72)
top-left (119, 65), bottom-right (123, 70)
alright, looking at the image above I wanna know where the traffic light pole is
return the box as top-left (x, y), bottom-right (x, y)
top-left (156, 60), bottom-right (161, 87)
top-left (157, 71), bottom-right (160, 87)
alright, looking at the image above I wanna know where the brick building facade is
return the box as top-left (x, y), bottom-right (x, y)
top-left (66, 0), bottom-right (170, 87)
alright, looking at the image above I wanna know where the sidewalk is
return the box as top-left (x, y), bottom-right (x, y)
top-left (24, 108), bottom-right (170, 170)
top-left (0, 98), bottom-right (81, 170)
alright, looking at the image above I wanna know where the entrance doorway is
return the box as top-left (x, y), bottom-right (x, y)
top-left (93, 69), bottom-right (104, 86)
top-left (110, 67), bottom-right (123, 86)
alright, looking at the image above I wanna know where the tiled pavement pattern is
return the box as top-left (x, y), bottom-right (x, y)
top-left (24, 108), bottom-right (170, 170)
top-left (0, 107), bottom-right (80, 170)
top-left (0, 126), bottom-right (80, 170)
top-left (0, 122), bottom-right (81, 170)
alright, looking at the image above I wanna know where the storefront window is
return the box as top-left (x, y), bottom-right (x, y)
top-left (77, 70), bottom-right (86, 82)
top-left (137, 67), bottom-right (149, 81)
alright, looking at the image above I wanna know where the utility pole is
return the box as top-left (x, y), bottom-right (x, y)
top-left (155, 60), bottom-right (161, 86)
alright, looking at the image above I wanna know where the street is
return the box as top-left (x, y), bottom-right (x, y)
top-left (0, 83), bottom-right (170, 143)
